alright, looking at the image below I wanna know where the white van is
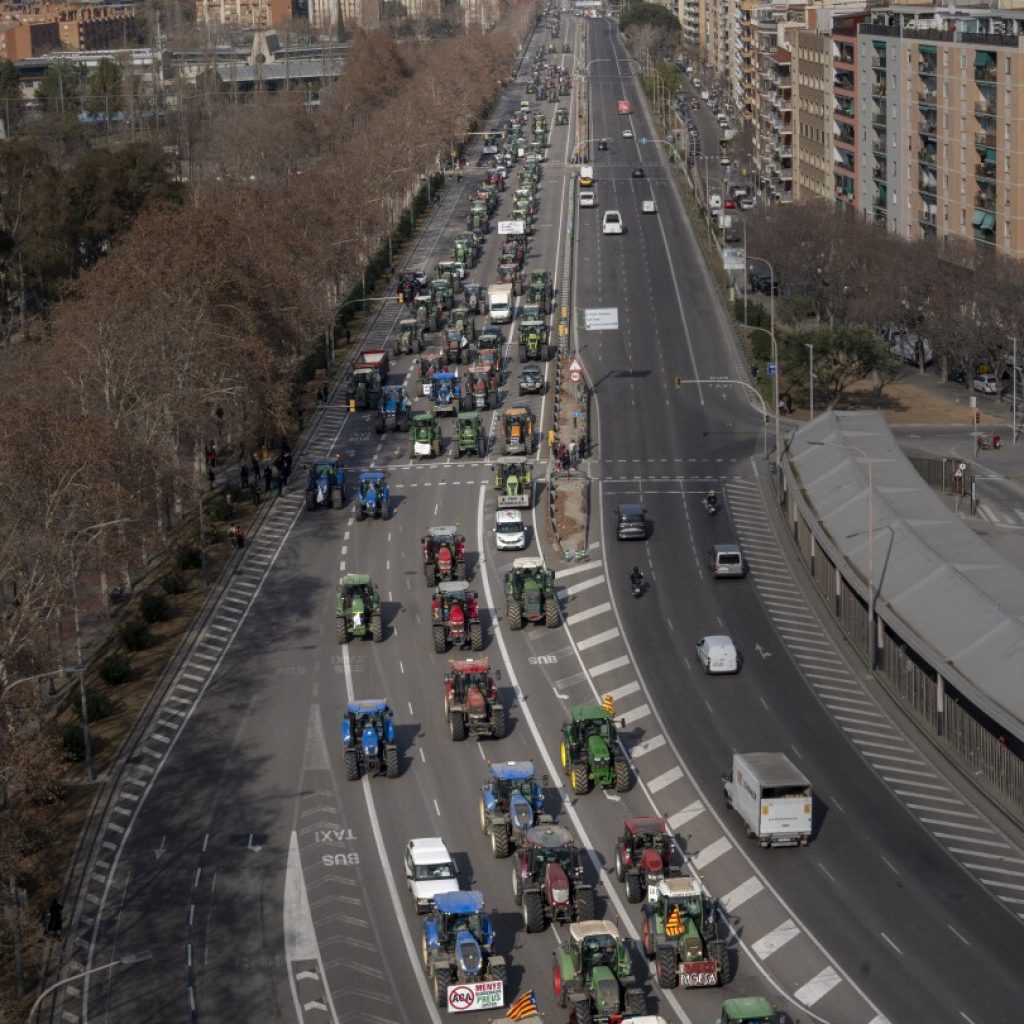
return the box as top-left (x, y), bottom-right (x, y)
top-left (602, 209), bottom-right (623, 234)
top-left (488, 283), bottom-right (514, 324)
top-left (579, 164), bottom-right (594, 187)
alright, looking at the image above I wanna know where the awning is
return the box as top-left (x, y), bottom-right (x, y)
top-left (972, 210), bottom-right (986, 227)
top-left (982, 212), bottom-right (996, 231)
top-left (975, 52), bottom-right (995, 67)
top-left (987, 147), bottom-right (997, 162)
top-left (919, 45), bottom-right (937, 55)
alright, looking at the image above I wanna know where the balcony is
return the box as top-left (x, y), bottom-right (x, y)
top-left (837, 125), bottom-right (855, 146)
top-left (918, 147), bottom-right (937, 168)
top-left (835, 98), bottom-right (855, 119)
top-left (974, 64), bottom-right (997, 84)
top-left (976, 188), bottom-right (996, 211)
top-left (918, 89), bottom-right (936, 108)
top-left (975, 130), bottom-right (997, 147)
top-left (974, 100), bottom-right (997, 119)
top-left (872, 106), bottom-right (887, 127)
top-left (873, 160), bottom-right (887, 180)
top-left (918, 59), bottom-right (937, 77)
top-left (919, 117), bottom-right (937, 137)
top-left (976, 161), bottom-right (997, 181)
top-left (920, 209), bottom-right (937, 226)
top-left (779, 165), bottom-right (793, 181)
top-left (919, 177), bottom-right (937, 197)
top-left (872, 133), bottom-right (887, 153)
top-left (834, 72), bottom-right (855, 92)
top-left (871, 82), bottom-right (887, 99)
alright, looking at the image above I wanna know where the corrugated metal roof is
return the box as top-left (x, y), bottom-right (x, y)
top-left (789, 410), bottom-right (1024, 734)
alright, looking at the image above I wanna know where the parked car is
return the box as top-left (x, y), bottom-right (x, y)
top-left (974, 373), bottom-right (999, 395)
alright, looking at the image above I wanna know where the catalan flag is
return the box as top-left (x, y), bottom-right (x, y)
top-left (666, 906), bottom-right (684, 937)
top-left (507, 989), bottom-right (538, 1021)
top-left (601, 694), bottom-right (615, 715)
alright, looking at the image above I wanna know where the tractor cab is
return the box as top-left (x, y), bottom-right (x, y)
top-left (501, 408), bottom-right (535, 454)
top-left (446, 658), bottom-right (496, 704)
top-left (341, 699), bottom-right (395, 751)
top-left (434, 582), bottom-right (477, 625)
top-left (571, 921), bottom-right (621, 972)
top-left (657, 876), bottom-right (707, 928)
top-left (418, 350), bottom-right (447, 394)
top-left (464, 283), bottom-right (485, 315)
top-left (423, 527), bottom-right (464, 582)
top-left (522, 824), bottom-right (580, 875)
top-left (718, 997), bottom-right (776, 1024)
top-left (431, 372), bottom-right (461, 414)
top-left (569, 704), bottom-right (617, 748)
top-left (431, 279), bottom-right (454, 312)
top-left (428, 890), bottom-right (493, 957)
top-left (356, 472), bottom-right (389, 520)
top-left (495, 457), bottom-right (532, 507)
top-left (624, 816), bottom-right (673, 857)
top-left (485, 760), bottom-right (543, 824)
top-left (414, 293), bottom-right (439, 330)
top-left (509, 557), bottom-right (549, 618)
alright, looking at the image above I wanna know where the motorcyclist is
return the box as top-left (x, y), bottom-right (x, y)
top-left (630, 566), bottom-right (644, 591)
top-left (705, 490), bottom-right (718, 512)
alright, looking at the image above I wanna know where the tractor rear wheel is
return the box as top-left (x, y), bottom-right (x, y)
top-left (508, 600), bottom-right (523, 631)
top-left (449, 710), bottom-right (467, 741)
top-left (385, 746), bottom-right (399, 779)
top-left (625, 872), bottom-right (643, 904)
top-left (710, 939), bottom-right (733, 985)
top-left (431, 438), bottom-right (441, 457)
top-left (614, 759), bottom-right (630, 793)
top-left (409, 440), bottom-right (417, 459)
top-left (356, 504), bottom-right (365, 522)
top-left (545, 597), bottom-right (560, 628)
top-left (433, 624), bottom-right (446, 654)
top-left (383, 504), bottom-right (391, 521)
top-left (425, 563), bottom-right (437, 588)
top-left (470, 622), bottom-right (484, 651)
top-left (454, 444), bottom-right (462, 460)
top-left (624, 987), bottom-right (646, 1016)
top-left (500, 436), bottom-right (508, 455)
top-left (573, 886), bottom-right (595, 922)
top-left (491, 823), bottom-right (510, 858)
top-left (490, 706), bottom-right (506, 739)
top-left (541, 344), bottom-right (550, 361)
top-left (656, 944), bottom-right (677, 988)
top-left (552, 963), bottom-right (567, 1007)
top-left (336, 618), bottom-right (348, 645)
top-left (512, 862), bottom-right (524, 905)
top-left (455, 560), bottom-right (466, 581)
top-left (572, 758), bottom-right (590, 795)
top-left (523, 891), bottom-right (545, 933)
top-left (371, 613), bottom-right (383, 643)
top-left (433, 967), bottom-right (451, 1008)
top-left (615, 849), bottom-right (626, 882)
top-left (344, 750), bottom-right (359, 782)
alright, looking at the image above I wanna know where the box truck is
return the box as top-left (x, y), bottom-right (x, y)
top-left (722, 752), bottom-right (812, 848)
top-left (488, 283), bottom-right (514, 324)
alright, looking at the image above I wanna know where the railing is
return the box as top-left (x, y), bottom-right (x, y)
top-left (919, 119), bottom-right (937, 136)
top-left (918, 61), bottom-right (937, 77)
top-left (918, 89), bottom-right (936, 106)
top-left (918, 149), bottom-right (937, 167)
top-left (974, 101), bottom-right (997, 117)
top-left (974, 65), bottom-right (997, 83)
top-left (920, 210), bottom-right (937, 225)
top-left (975, 161), bottom-right (997, 180)
top-left (975, 130), bottom-right (997, 147)
top-left (975, 190), bottom-right (996, 211)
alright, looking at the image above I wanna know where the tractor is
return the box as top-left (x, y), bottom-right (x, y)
top-left (518, 319), bottom-right (549, 362)
top-left (504, 557), bottom-right (559, 630)
top-left (422, 891), bottom-right (507, 1009)
top-left (497, 259), bottom-right (523, 295)
top-left (464, 364), bottom-right (498, 410)
top-left (519, 301), bottom-right (543, 323)
top-left (453, 234), bottom-right (478, 267)
top-left (422, 526), bottom-right (466, 586)
top-left (397, 271), bottom-right (419, 304)
top-left (451, 305), bottom-right (476, 345)
top-left (479, 761), bottom-right (549, 858)
top-left (336, 573), bottom-right (383, 643)
top-left (431, 581), bottom-right (483, 652)
top-left (443, 658), bottom-right (505, 740)
top-left (454, 411), bottom-right (487, 459)
top-left (442, 328), bottom-right (469, 366)
top-left (614, 817), bottom-right (680, 904)
top-left (435, 261), bottom-right (463, 291)
top-left (354, 471), bottom-right (390, 521)
top-left (495, 457), bottom-right (532, 508)
top-left (528, 270), bottom-right (553, 315)
top-left (500, 408), bottom-right (536, 455)
top-left (513, 824), bottom-right (595, 931)
top-left (431, 278), bottom-right (454, 313)
top-left (551, 921), bottom-right (645, 1023)
top-left (463, 283), bottom-right (485, 316)
top-left (501, 237), bottom-right (526, 266)
top-left (716, 997), bottom-right (776, 1024)
top-left (430, 372), bottom-right (462, 416)
top-left (559, 703), bottom-right (630, 796)
top-left (555, 106), bottom-right (569, 125)
top-left (378, 386), bottom-right (412, 433)
top-left (351, 349), bottom-right (389, 410)
top-left (341, 699), bottom-right (398, 780)
top-left (304, 459), bottom-right (345, 511)
top-left (410, 412), bottom-right (442, 459)
top-left (418, 349), bottom-right (447, 396)
top-left (397, 317), bottom-right (425, 355)
top-left (467, 202), bottom-right (489, 232)
top-left (476, 340), bottom-right (503, 377)
top-left (641, 877), bottom-right (732, 991)
top-left (414, 294), bottom-right (440, 332)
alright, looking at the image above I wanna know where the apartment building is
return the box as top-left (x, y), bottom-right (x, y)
top-left (792, 20), bottom-right (831, 199)
top-left (197, 0), bottom-right (294, 30)
top-left (682, 0), bottom-right (699, 47)
top-left (0, 2), bottom-right (134, 59)
top-left (0, 17), bottom-right (58, 60)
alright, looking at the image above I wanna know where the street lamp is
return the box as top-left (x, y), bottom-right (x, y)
top-left (747, 255), bottom-right (780, 474)
top-left (808, 440), bottom-right (875, 666)
top-left (806, 343), bottom-right (815, 420)
top-left (28, 951), bottom-right (152, 1023)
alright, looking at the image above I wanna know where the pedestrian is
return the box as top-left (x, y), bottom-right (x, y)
top-left (250, 455), bottom-right (260, 483)
top-left (46, 898), bottom-right (63, 936)
top-left (271, 463), bottom-right (281, 494)
top-left (224, 490), bottom-right (234, 519)
top-left (569, 440), bottom-right (578, 465)
top-left (234, 526), bottom-right (245, 550)
top-left (207, 466), bottom-right (216, 491)
top-left (562, 450), bottom-right (570, 472)
top-left (263, 463), bottom-right (272, 493)
top-left (240, 463), bottom-right (249, 489)
top-left (210, 441), bottom-right (218, 467)
top-left (249, 481), bottom-right (260, 506)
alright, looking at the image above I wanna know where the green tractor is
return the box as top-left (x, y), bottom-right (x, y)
top-left (410, 412), bottom-right (442, 459)
top-left (528, 270), bottom-right (553, 315)
top-left (414, 294), bottom-right (440, 332)
top-left (641, 876), bottom-right (732, 991)
top-left (559, 703), bottom-right (630, 796)
top-left (454, 411), bottom-right (486, 459)
top-left (451, 305), bottom-right (476, 345)
top-left (716, 997), bottom-right (776, 1024)
top-left (555, 106), bottom-right (568, 125)
top-left (551, 920), bottom-right (645, 1024)
top-left (336, 574), bottom-right (383, 643)
top-left (518, 320), bottom-right (549, 362)
top-left (504, 557), bottom-right (558, 630)
top-left (453, 234), bottom-right (478, 267)
top-left (397, 317), bottom-right (425, 355)
top-left (467, 202), bottom-right (489, 232)
top-left (431, 278), bottom-right (454, 313)
top-left (495, 457), bottom-right (532, 508)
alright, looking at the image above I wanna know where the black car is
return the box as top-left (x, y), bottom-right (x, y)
top-left (631, 167), bottom-right (645, 178)
top-left (519, 364), bottom-right (544, 395)
top-left (598, 138), bottom-right (609, 151)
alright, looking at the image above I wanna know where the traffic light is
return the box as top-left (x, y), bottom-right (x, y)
top-left (975, 411), bottom-right (981, 424)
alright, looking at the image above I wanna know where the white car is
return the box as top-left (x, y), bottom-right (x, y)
top-left (404, 838), bottom-right (460, 913)
top-left (973, 373), bottom-right (999, 394)
top-left (622, 127), bottom-right (634, 139)
top-left (579, 189), bottom-right (596, 208)
top-left (709, 193), bottom-right (722, 212)
top-left (738, 195), bottom-right (755, 210)
top-left (641, 199), bottom-right (657, 214)
top-left (696, 635), bottom-right (739, 675)
top-left (495, 509), bottom-right (528, 550)
top-left (602, 209), bottom-right (623, 234)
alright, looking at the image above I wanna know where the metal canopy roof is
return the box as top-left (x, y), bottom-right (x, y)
top-left (789, 411), bottom-right (1024, 735)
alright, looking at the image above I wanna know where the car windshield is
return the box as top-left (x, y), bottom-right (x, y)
top-left (415, 861), bottom-right (455, 881)
top-left (623, 514), bottom-right (643, 524)
top-left (497, 521), bottom-right (522, 534)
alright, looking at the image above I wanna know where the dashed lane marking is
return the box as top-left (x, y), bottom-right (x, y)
top-left (565, 602), bottom-right (612, 626)
top-left (751, 918), bottom-right (800, 960)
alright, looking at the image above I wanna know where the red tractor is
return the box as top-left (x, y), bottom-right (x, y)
top-left (443, 658), bottom-right (505, 739)
top-left (422, 526), bottom-right (467, 587)
top-left (431, 582), bottom-right (483, 653)
top-left (614, 816), bottom-right (680, 904)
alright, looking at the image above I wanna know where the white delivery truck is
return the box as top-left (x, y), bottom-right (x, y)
top-left (722, 752), bottom-right (812, 848)
top-left (489, 283), bottom-right (514, 324)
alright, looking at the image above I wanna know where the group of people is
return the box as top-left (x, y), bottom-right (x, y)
top-left (552, 437), bottom-right (583, 471)
top-left (236, 437), bottom-right (293, 506)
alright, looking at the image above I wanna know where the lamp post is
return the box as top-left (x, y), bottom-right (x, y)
top-left (70, 517), bottom-right (136, 783)
top-left (809, 440), bottom-right (874, 665)
top-left (807, 343), bottom-right (815, 420)
top-left (28, 952), bottom-right (152, 1024)
top-left (747, 255), bottom-right (780, 472)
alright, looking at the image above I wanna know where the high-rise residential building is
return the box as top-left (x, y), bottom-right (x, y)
top-left (682, 0), bottom-right (699, 47)
top-left (197, 0), bottom-right (294, 30)
top-left (792, 16), bottom-right (831, 199)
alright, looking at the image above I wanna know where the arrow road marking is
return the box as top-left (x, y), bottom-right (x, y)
top-left (755, 642), bottom-right (772, 659)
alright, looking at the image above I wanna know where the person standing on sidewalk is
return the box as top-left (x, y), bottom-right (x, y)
top-left (250, 455), bottom-right (260, 486)
top-left (263, 462), bottom-right (272, 494)
top-left (240, 462), bottom-right (249, 490)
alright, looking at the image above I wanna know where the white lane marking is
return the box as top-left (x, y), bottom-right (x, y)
top-left (577, 627), bottom-right (621, 651)
top-left (720, 876), bottom-right (764, 913)
top-left (920, 818), bottom-right (995, 834)
top-left (949, 849), bottom-right (1024, 864)
top-left (793, 965), bottom-right (843, 1006)
top-left (565, 602), bottom-right (612, 626)
top-left (561, 575), bottom-right (606, 597)
top-left (630, 735), bottom-right (666, 758)
top-left (963, 863), bottom-right (1024, 878)
top-left (906, 804), bottom-right (980, 819)
top-left (589, 655), bottom-right (631, 677)
top-left (647, 766), bottom-right (684, 794)
top-left (880, 933), bottom-right (902, 955)
top-left (668, 801), bottom-right (704, 830)
top-left (692, 836), bottom-right (732, 870)
top-left (556, 558), bottom-right (604, 579)
top-left (620, 703), bottom-right (651, 725)
top-left (933, 833), bottom-right (1011, 849)
top-left (751, 918), bottom-right (800, 960)
top-left (605, 680), bottom-right (641, 702)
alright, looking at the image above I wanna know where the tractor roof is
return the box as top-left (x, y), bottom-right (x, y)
top-left (449, 658), bottom-right (490, 673)
top-left (520, 319), bottom-right (545, 328)
top-left (569, 920), bottom-right (620, 944)
top-left (506, 407), bottom-right (530, 417)
top-left (434, 890), bottom-right (484, 915)
top-left (720, 996), bottom-right (775, 1021)
top-left (465, 364), bottom-right (487, 375)
top-left (658, 877), bottom-right (699, 899)
top-left (457, 411), bottom-right (480, 422)
top-left (347, 699), bottom-right (388, 715)
top-left (341, 573), bottom-right (372, 587)
top-left (438, 581), bottom-right (470, 595)
top-left (413, 412), bottom-right (436, 421)
top-left (311, 459), bottom-right (339, 470)
top-left (513, 556), bottom-right (545, 571)
top-left (434, 372), bottom-right (457, 382)
top-left (359, 471), bottom-right (386, 483)
top-left (524, 824), bottom-right (574, 850)
top-left (489, 760), bottom-right (535, 781)
top-left (497, 455), bottom-right (527, 466)
top-left (382, 385), bottom-right (405, 396)
top-left (570, 704), bottom-right (613, 723)
top-left (427, 526), bottom-right (459, 538)
top-left (399, 317), bottom-right (418, 326)
top-left (625, 816), bottom-right (669, 836)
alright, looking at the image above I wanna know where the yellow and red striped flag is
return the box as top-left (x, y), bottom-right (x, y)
top-left (507, 989), bottom-right (538, 1021)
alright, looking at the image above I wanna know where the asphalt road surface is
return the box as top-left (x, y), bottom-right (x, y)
top-left (53, 13), bottom-right (1024, 1024)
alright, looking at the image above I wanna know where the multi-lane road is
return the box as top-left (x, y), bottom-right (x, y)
top-left (52, 11), bottom-right (1024, 1024)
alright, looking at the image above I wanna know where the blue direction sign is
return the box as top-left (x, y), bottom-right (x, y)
top-left (767, 362), bottom-right (777, 376)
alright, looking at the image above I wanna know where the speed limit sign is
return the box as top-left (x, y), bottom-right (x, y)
top-left (570, 370), bottom-right (581, 382)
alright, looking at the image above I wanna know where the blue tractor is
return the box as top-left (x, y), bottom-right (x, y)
top-left (430, 372), bottom-right (461, 416)
top-left (305, 459), bottom-right (345, 511)
top-left (422, 890), bottom-right (507, 1008)
top-left (378, 385), bottom-right (412, 433)
top-left (355, 471), bottom-right (390, 521)
top-left (341, 700), bottom-right (398, 780)
top-left (479, 760), bottom-right (550, 858)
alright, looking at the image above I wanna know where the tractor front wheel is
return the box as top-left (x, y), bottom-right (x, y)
top-left (552, 963), bottom-right (567, 1008)
top-left (624, 987), bottom-right (646, 1017)
top-left (523, 891), bottom-right (545, 933)
top-left (454, 444), bottom-right (462, 460)
top-left (433, 967), bottom-right (451, 1008)
top-left (710, 939), bottom-right (733, 986)
top-left (344, 750), bottom-right (359, 782)
top-left (356, 504), bottom-right (365, 522)
top-left (336, 618), bottom-right (348, 645)
top-left (574, 997), bottom-right (594, 1024)
top-left (431, 438), bottom-right (441, 457)
top-left (625, 872), bottom-right (643, 904)
top-left (433, 624), bottom-right (446, 654)
top-left (508, 600), bottom-right (523, 631)
top-left (449, 710), bottom-right (467, 741)
top-left (385, 746), bottom-right (399, 779)
top-left (490, 706), bottom-right (506, 739)
top-left (512, 862), bottom-right (523, 905)
top-left (470, 622), bottom-right (484, 651)
top-left (614, 759), bottom-right (630, 793)
top-left (615, 848), bottom-right (626, 883)
top-left (573, 886), bottom-right (595, 922)
top-left (371, 613), bottom-right (383, 643)
top-left (545, 597), bottom-right (560, 628)
top-left (572, 758), bottom-right (590, 796)
top-left (656, 944), bottom-right (678, 988)
top-left (489, 960), bottom-right (507, 987)
top-left (491, 823), bottom-right (510, 858)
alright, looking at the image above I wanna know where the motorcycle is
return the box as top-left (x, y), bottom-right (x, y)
top-left (704, 498), bottom-right (718, 517)
top-left (630, 575), bottom-right (643, 598)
